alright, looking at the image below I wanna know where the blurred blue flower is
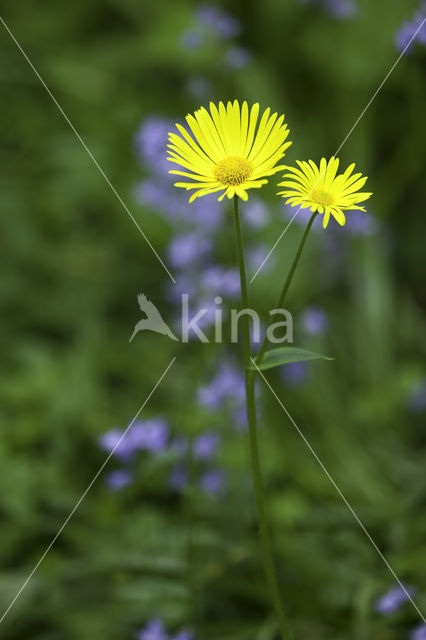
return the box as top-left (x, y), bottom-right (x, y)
top-left (295, 0), bottom-right (356, 18)
top-left (281, 361), bottom-right (309, 387)
top-left (196, 4), bottom-right (240, 39)
top-left (193, 432), bottom-right (220, 460)
top-left (244, 198), bottom-right (269, 228)
top-left (224, 47), bottom-right (251, 69)
top-left (345, 210), bottom-right (378, 235)
top-left (411, 624), bottom-right (426, 640)
top-left (99, 419), bottom-right (169, 459)
top-left (130, 419), bottom-right (169, 453)
top-left (407, 379), bottom-right (426, 413)
top-left (233, 405), bottom-right (247, 431)
top-left (396, 9), bottom-right (426, 54)
top-left (170, 465), bottom-right (188, 491)
top-left (135, 618), bottom-right (168, 640)
top-left (375, 584), bottom-right (416, 615)
top-left (180, 28), bottom-right (205, 49)
top-left (172, 631), bottom-right (194, 640)
top-left (135, 117), bottom-right (171, 174)
top-left (185, 75), bottom-right (212, 99)
top-left (247, 245), bottom-right (274, 274)
top-left (323, 0), bottom-right (357, 19)
top-left (105, 469), bottom-right (132, 490)
top-left (98, 428), bottom-right (135, 461)
top-left (300, 306), bottom-right (329, 335)
top-left (198, 362), bottom-right (245, 409)
top-left (167, 232), bottom-right (212, 269)
top-left (201, 266), bottom-right (240, 297)
top-left (171, 435), bottom-right (189, 456)
top-left (191, 195), bottom-right (223, 230)
top-left (200, 469), bottom-right (225, 495)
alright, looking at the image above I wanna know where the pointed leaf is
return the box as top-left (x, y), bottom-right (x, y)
top-left (249, 346), bottom-right (333, 371)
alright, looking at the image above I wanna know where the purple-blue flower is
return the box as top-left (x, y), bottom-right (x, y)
top-left (281, 361), bottom-right (309, 387)
top-left (244, 198), bottom-right (269, 228)
top-left (411, 624), bottom-right (426, 640)
top-left (185, 75), bottom-right (212, 99)
top-left (167, 232), bottom-right (211, 269)
top-left (193, 432), bottom-right (220, 460)
top-left (105, 469), bottom-right (132, 490)
top-left (247, 246), bottom-right (274, 274)
top-left (200, 469), bottom-right (225, 495)
top-left (295, 0), bottom-right (357, 18)
top-left (198, 363), bottom-right (245, 409)
top-left (323, 0), bottom-right (356, 19)
top-left (130, 419), bottom-right (169, 453)
top-left (201, 266), bottom-right (240, 297)
top-left (300, 306), bottom-right (329, 336)
top-left (172, 631), bottom-right (194, 640)
top-left (407, 379), bottom-right (426, 413)
top-left (135, 618), bottom-right (168, 640)
top-left (396, 12), bottom-right (426, 53)
top-left (224, 47), bottom-right (251, 69)
top-left (196, 5), bottom-right (240, 39)
top-left (345, 210), bottom-right (378, 235)
top-left (180, 28), bottom-right (205, 49)
top-left (135, 117), bottom-right (171, 174)
top-left (98, 419), bottom-right (169, 460)
top-left (170, 465), bottom-right (188, 491)
top-left (98, 428), bottom-right (135, 461)
top-left (375, 584), bottom-right (416, 615)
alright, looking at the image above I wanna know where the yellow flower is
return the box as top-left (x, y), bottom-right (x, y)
top-left (277, 157), bottom-right (372, 228)
top-left (167, 100), bottom-right (291, 202)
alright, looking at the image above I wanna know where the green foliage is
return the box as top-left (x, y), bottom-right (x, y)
top-left (249, 347), bottom-right (333, 371)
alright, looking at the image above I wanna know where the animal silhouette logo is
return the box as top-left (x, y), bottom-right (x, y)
top-left (129, 293), bottom-right (179, 342)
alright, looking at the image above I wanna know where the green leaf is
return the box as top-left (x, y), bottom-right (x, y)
top-left (248, 347), bottom-right (333, 371)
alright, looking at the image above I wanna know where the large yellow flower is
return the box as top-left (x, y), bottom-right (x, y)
top-left (277, 157), bottom-right (372, 228)
top-left (167, 100), bottom-right (291, 202)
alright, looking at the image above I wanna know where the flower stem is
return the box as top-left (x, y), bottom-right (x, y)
top-left (256, 211), bottom-right (318, 367)
top-left (232, 195), bottom-right (292, 640)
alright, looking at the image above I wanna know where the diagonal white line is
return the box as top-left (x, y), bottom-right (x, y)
top-left (250, 16), bottom-right (426, 283)
top-left (0, 16), bottom-right (176, 284)
top-left (250, 357), bottom-right (426, 624)
top-left (0, 357), bottom-right (176, 626)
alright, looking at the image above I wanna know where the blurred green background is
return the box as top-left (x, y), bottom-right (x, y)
top-left (1, 0), bottom-right (426, 638)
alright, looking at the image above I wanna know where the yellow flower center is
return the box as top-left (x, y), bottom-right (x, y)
top-left (214, 155), bottom-right (253, 186)
top-left (311, 189), bottom-right (334, 207)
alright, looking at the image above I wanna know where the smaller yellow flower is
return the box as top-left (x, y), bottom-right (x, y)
top-left (277, 157), bottom-right (372, 228)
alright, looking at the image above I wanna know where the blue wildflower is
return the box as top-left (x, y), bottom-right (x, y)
top-left (170, 465), bottom-right (189, 491)
top-left (375, 584), bottom-right (416, 615)
top-left (98, 428), bottom-right (135, 461)
top-left (224, 47), bottom-right (251, 69)
top-left (411, 624), bottom-right (426, 640)
top-left (200, 469), bottom-right (225, 495)
top-left (134, 117), bottom-right (171, 174)
top-left (281, 361), bottom-right (309, 387)
top-left (198, 362), bottom-right (245, 409)
top-left (167, 232), bottom-right (211, 269)
top-left (105, 469), bottom-right (132, 490)
top-left (195, 4), bottom-right (240, 39)
top-left (407, 379), bottom-right (426, 413)
top-left (396, 5), bottom-right (426, 53)
top-left (244, 198), bottom-right (269, 228)
top-left (135, 618), bottom-right (168, 640)
top-left (185, 75), bottom-right (212, 99)
top-left (300, 306), bottom-right (329, 336)
top-left (193, 432), bottom-right (220, 460)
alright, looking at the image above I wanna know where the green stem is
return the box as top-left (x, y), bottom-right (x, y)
top-left (256, 211), bottom-right (318, 367)
top-left (232, 195), bottom-right (292, 640)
